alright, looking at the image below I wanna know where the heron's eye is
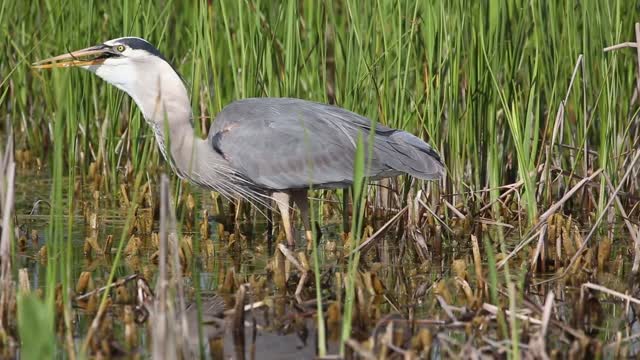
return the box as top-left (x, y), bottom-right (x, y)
top-left (115, 45), bottom-right (126, 52)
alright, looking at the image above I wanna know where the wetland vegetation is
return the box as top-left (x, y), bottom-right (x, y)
top-left (1, 0), bottom-right (640, 358)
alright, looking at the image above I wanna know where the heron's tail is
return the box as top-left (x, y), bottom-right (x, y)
top-left (386, 131), bottom-right (444, 180)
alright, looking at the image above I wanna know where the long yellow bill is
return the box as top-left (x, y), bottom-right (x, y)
top-left (32, 45), bottom-right (112, 69)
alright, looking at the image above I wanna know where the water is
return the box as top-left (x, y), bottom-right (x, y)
top-left (10, 168), bottom-right (640, 358)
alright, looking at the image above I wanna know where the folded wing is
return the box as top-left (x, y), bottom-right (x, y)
top-left (208, 98), bottom-right (443, 191)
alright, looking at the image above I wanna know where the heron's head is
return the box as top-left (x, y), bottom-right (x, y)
top-left (33, 37), bottom-right (189, 125)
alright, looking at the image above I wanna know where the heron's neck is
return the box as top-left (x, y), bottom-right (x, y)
top-left (127, 69), bottom-right (226, 186)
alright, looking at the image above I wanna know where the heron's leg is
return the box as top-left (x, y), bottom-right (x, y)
top-left (291, 190), bottom-right (313, 248)
top-left (272, 192), bottom-right (294, 247)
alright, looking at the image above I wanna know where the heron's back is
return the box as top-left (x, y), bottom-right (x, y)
top-left (207, 98), bottom-right (443, 191)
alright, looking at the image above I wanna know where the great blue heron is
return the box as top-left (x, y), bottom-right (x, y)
top-left (33, 37), bottom-right (444, 247)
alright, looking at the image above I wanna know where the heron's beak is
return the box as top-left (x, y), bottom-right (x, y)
top-left (32, 44), bottom-right (113, 69)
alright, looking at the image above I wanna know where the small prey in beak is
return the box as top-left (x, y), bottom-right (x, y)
top-left (32, 44), bottom-right (115, 69)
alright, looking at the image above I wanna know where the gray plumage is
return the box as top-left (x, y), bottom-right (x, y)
top-left (210, 98), bottom-right (444, 191)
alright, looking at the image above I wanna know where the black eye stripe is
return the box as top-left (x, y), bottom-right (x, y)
top-left (105, 37), bottom-right (182, 80)
top-left (116, 37), bottom-right (166, 60)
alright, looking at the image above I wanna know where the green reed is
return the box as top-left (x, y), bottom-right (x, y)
top-left (4, 0), bottom-right (636, 202)
top-left (340, 133), bottom-right (368, 355)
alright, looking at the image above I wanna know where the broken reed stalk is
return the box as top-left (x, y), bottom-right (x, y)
top-left (496, 229), bottom-right (542, 269)
top-left (419, 198), bottom-right (455, 234)
top-left (481, 303), bottom-right (543, 326)
top-left (530, 225), bottom-right (548, 273)
top-left (582, 282), bottom-right (640, 306)
top-left (540, 291), bottom-right (554, 338)
top-left (169, 207), bottom-right (190, 356)
top-left (0, 133), bottom-right (15, 330)
top-left (542, 55), bottom-right (583, 187)
top-left (443, 199), bottom-right (465, 219)
top-left (0, 136), bottom-right (13, 209)
top-left (277, 244), bottom-right (305, 273)
top-left (527, 291), bottom-right (554, 360)
top-left (276, 243), bottom-right (313, 300)
top-left (635, 23), bottom-right (640, 101)
top-left (603, 42), bottom-right (638, 52)
top-left (152, 174), bottom-right (176, 358)
top-left (347, 205), bottom-right (408, 256)
top-left (74, 274), bottom-right (138, 301)
top-left (150, 174), bottom-right (192, 357)
top-left (0, 154), bottom-right (15, 331)
top-left (471, 235), bottom-right (485, 297)
top-left (477, 179), bottom-right (524, 214)
top-left (232, 284), bottom-right (246, 360)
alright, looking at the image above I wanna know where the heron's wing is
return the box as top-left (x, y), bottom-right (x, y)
top-left (208, 98), bottom-right (443, 190)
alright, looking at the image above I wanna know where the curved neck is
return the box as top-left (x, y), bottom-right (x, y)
top-left (120, 62), bottom-right (226, 186)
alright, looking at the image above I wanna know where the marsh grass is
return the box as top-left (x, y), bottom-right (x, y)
top-left (1, 0), bottom-right (640, 358)
top-left (340, 132), bottom-right (367, 355)
top-left (2, 1), bottom-right (637, 201)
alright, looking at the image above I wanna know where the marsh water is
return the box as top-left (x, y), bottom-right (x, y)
top-left (11, 166), bottom-right (640, 359)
